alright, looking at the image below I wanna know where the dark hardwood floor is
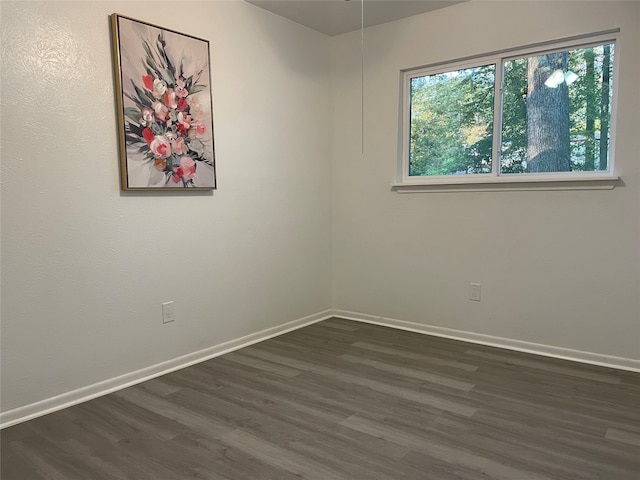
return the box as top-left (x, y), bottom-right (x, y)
top-left (2, 318), bottom-right (639, 479)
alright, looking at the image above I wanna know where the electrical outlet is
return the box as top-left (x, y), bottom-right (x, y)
top-left (162, 301), bottom-right (175, 323)
top-left (469, 283), bottom-right (481, 301)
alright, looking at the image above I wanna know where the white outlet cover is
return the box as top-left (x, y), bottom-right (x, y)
top-left (469, 283), bottom-right (481, 301)
top-left (162, 301), bottom-right (175, 323)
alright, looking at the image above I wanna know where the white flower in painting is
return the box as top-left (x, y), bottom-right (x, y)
top-left (140, 107), bottom-right (154, 126)
top-left (153, 78), bottom-right (167, 98)
top-left (152, 101), bottom-right (169, 122)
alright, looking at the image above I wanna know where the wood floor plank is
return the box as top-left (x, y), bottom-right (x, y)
top-left (340, 414), bottom-right (553, 480)
top-left (112, 387), bottom-right (233, 439)
top-left (137, 377), bottom-right (182, 397)
top-left (2, 318), bottom-right (639, 480)
top-left (3, 437), bottom-right (103, 480)
top-left (464, 348), bottom-right (622, 384)
top-left (223, 350), bottom-right (303, 377)
top-left (605, 427), bottom-right (640, 447)
top-left (339, 353), bottom-right (477, 391)
top-left (0, 440), bottom-right (48, 480)
top-left (183, 361), bottom-right (432, 460)
top-left (239, 344), bottom-right (479, 416)
top-left (165, 369), bottom-right (413, 464)
top-left (352, 340), bottom-right (479, 372)
top-left (167, 433), bottom-right (301, 480)
top-left (221, 429), bottom-right (351, 480)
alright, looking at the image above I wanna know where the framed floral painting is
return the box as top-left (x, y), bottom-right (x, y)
top-left (111, 14), bottom-right (216, 190)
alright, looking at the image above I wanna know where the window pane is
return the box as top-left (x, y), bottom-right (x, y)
top-left (409, 64), bottom-right (495, 176)
top-left (501, 43), bottom-right (614, 173)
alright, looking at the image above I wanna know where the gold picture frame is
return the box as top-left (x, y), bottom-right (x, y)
top-left (111, 14), bottom-right (216, 191)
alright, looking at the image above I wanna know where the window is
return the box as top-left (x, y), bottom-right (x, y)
top-left (399, 32), bottom-right (618, 188)
top-left (409, 64), bottom-right (495, 176)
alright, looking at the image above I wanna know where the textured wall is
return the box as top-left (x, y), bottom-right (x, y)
top-left (0, 1), bottom-right (332, 412)
top-left (330, 1), bottom-right (640, 359)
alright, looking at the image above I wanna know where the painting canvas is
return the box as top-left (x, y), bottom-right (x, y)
top-left (111, 14), bottom-right (216, 190)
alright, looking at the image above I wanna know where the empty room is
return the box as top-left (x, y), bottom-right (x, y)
top-left (1, 1), bottom-right (639, 478)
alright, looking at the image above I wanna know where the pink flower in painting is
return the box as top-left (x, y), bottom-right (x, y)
top-left (142, 75), bottom-right (153, 90)
top-left (141, 107), bottom-right (154, 126)
top-left (172, 137), bottom-right (187, 155)
top-left (177, 112), bottom-right (192, 129)
top-left (177, 97), bottom-right (188, 112)
top-left (163, 89), bottom-right (178, 110)
top-left (196, 123), bottom-right (206, 135)
top-left (171, 164), bottom-right (185, 184)
top-left (179, 156), bottom-right (196, 180)
top-left (153, 101), bottom-right (169, 122)
top-left (175, 77), bottom-right (189, 98)
top-left (150, 135), bottom-right (171, 158)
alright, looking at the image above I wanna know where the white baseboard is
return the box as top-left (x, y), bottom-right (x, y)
top-left (3, 308), bottom-right (638, 429)
top-left (332, 309), bottom-right (640, 373)
top-left (0, 310), bottom-right (333, 429)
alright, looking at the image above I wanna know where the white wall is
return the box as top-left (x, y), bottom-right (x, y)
top-left (331, 1), bottom-right (640, 360)
top-left (0, 1), bottom-right (332, 413)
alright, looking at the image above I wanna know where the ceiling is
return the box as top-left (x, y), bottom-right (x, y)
top-left (245, 0), bottom-right (468, 37)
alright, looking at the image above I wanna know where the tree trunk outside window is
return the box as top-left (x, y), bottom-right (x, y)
top-left (599, 44), bottom-right (611, 171)
top-left (526, 52), bottom-right (571, 172)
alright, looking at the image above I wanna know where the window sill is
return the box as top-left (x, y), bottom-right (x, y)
top-left (391, 174), bottom-right (620, 193)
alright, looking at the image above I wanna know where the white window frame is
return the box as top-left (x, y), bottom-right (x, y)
top-left (394, 30), bottom-right (620, 192)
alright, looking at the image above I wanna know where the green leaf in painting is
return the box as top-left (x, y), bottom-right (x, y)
top-left (189, 84), bottom-right (207, 95)
top-left (142, 41), bottom-right (158, 67)
top-left (150, 122), bottom-right (164, 135)
top-left (132, 83), bottom-right (153, 107)
top-left (157, 34), bottom-right (174, 73)
top-left (124, 107), bottom-right (142, 122)
top-left (143, 40), bottom-right (164, 78)
top-left (166, 69), bottom-right (175, 85)
top-left (124, 92), bottom-right (142, 106)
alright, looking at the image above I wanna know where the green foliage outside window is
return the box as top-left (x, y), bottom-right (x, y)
top-left (409, 65), bottom-right (495, 176)
top-left (408, 43), bottom-right (614, 177)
